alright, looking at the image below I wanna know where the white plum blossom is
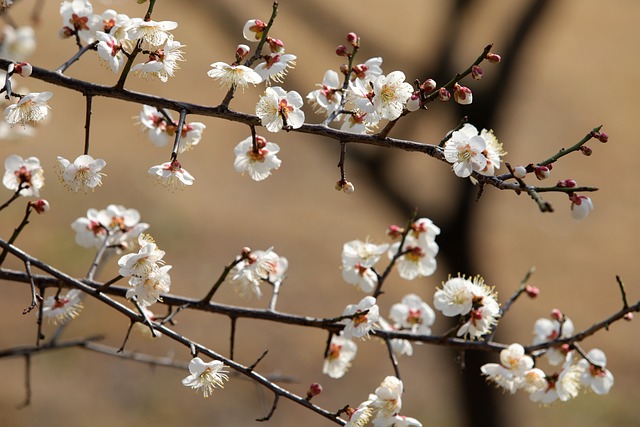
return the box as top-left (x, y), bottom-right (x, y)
top-left (529, 363), bottom-right (583, 404)
top-left (127, 18), bottom-right (177, 48)
top-left (228, 248), bottom-right (279, 299)
top-left (409, 217), bottom-right (441, 250)
top-left (341, 296), bottom-right (379, 339)
top-left (341, 239), bottom-right (388, 293)
top-left (323, 334), bottom-right (358, 379)
top-left (444, 123), bottom-right (488, 178)
top-left (148, 160), bottom-right (195, 189)
top-left (59, 0), bottom-right (100, 43)
top-left (131, 38), bottom-right (184, 82)
top-left (95, 31), bottom-right (124, 73)
top-left (577, 348), bottom-right (614, 395)
top-left (478, 128), bottom-right (505, 176)
top-left (207, 62), bottom-right (262, 90)
top-left (136, 105), bottom-right (205, 152)
top-left (39, 289), bottom-right (83, 324)
top-left (370, 376), bottom-right (403, 419)
top-left (388, 234), bottom-right (438, 280)
top-left (307, 69), bottom-right (342, 118)
top-left (434, 275), bottom-right (474, 317)
top-left (351, 57), bottom-right (383, 84)
top-left (255, 86), bottom-right (305, 132)
top-left (533, 315), bottom-right (575, 366)
top-left (3, 154), bottom-right (44, 197)
top-left (4, 92), bottom-right (53, 126)
top-left (233, 135), bottom-right (281, 181)
top-left (389, 294), bottom-right (435, 335)
top-left (480, 343), bottom-right (535, 393)
top-left (254, 53), bottom-right (297, 83)
top-left (71, 204), bottom-right (149, 250)
top-left (371, 71), bottom-right (413, 121)
top-left (56, 154), bottom-right (106, 192)
top-left (182, 357), bottom-right (229, 397)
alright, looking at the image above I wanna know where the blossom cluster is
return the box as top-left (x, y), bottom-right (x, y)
top-left (118, 233), bottom-right (172, 307)
top-left (71, 203), bottom-right (149, 250)
top-left (345, 376), bottom-right (422, 427)
top-left (227, 247), bottom-right (287, 299)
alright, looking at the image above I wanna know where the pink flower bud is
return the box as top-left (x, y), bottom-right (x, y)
top-left (306, 382), bottom-right (323, 400)
top-left (486, 53), bottom-right (501, 63)
top-left (335, 45), bottom-right (348, 57)
top-left (386, 225), bottom-right (404, 239)
top-left (534, 165), bottom-right (551, 180)
top-left (471, 65), bottom-right (484, 80)
top-left (557, 179), bottom-right (577, 188)
top-left (579, 146), bottom-right (593, 156)
top-left (513, 165), bottom-right (527, 179)
top-left (346, 32), bottom-right (359, 47)
top-left (598, 132), bottom-right (609, 143)
top-left (241, 246), bottom-right (252, 256)
top-left (420, 79), bottom-right (437, 93)
top-left (266, 37), bottom-right (285, 54)
top-left (453, 84), bottom-right (473, 105)
top-left (438, 87), bottom-right (451, 102)
top-left (624, 312), bottom-right (633, 321)
top-left (14, 62), bottom-right (32, 77)
top-left (550, 309), bottom-right (564, 321)
top-left (30, 199), bottom-right (50, 214)
top-left (235, 44), bottom-right (251, 61)
top-left (524, 285), bottom-right (539, 298)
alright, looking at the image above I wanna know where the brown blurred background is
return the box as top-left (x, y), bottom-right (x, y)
top-left (1, 0), bottom-right (639, 426)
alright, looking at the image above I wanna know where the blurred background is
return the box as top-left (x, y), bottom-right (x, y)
top-left (1, 0), bottom-right (639, 426)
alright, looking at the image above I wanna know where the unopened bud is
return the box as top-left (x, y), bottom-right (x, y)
top-left (471, 65), bottom-right (484, 80)
top-left (524, 285), bottom-right (539, 298)
top-left (624, 312), bottom-right (633, 321)
top-left (406, 93), bottom-right (421, 112)
top-left (235, 44), bottom-right (250, 61)
top-left (266, 37), bottom-right (285, 54)
top-left (336, 45), bottom-right (348, 57)
top-left (534, 165), bottom-right (551, 180)
top-left (339, 63), bottom-right (349, 76)
top-left (557, 179), bottom-right (577, 188)
top-left (60, 26), bottom-right (75, 39)
top-left (30, 199), bottom-right (50, 214)
top-left (306, 382), bottom-right (323, 400)
top-left (420, 79), bottom-right (437, 93)
top-left (513, 165), bottom-right (527, 179)
top-left (598, 132), bottom-right (609, 143)
top-left (343, 181), bottom-right (355, 194)
top-left (453, 83), bottom-right (473, 105)
top-left (438, 87), bottom-right (451, 102)
top-left (346, 32), bottom-right (359, 47)
top-left (579, 146), bottom-right (593, 156)
top-left (486, 53), bottom-right (501, 63)
top-left (550, 308), bottom-right (564, 322)
top-left (14, 62), bottom-right (32, 77)
top-left (386, 225), bottom-right (404, 239)
top-left (241, 246), bottom-right (252, 257)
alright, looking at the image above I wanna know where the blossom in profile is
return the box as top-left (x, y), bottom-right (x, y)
top-left (131, 38), bottom-right (184, 82)
top-left (127, 18), bottom-right (177, 48)
top-left (480, 343), bottom-right (535, 393)
top-left (95, 31), bottom-right (124, 73)
top-left (255, 86), bottom-right (305, 132)
top-left (3, 154), bottom-right (44, 197)
top-left (254, 53), bottom-right (297, 83)
top-left (242, 19), bottom-right (267, 42)
top-left (341, 296), bottom-right (379, 339)
top-left (341, 239), bottom-right (388, 293)
top-left (56, 154), bottom-right (106, 192)
top-left (307, 69), bottom-right (342, 118)
top-left (40, 289), bottom-right (83, 324)
top-left (577, 348), bottom-right (614, 395)
top-left (323, 334), bottom-right (357, 379)
top-left (207, 62), bottom-right (262, 90)
top-left (148, 160), bottom-right (195, 189)
top-left (4, 92), bottom-right (53, 126)
top-left (182, 357), bottom-right (229, 397)
top-left (233, 135), bottom-right (281, 181)
top-left (443, 123), bottom-right (488, 178)
top-left (351, 57), bottom-right (383, 84)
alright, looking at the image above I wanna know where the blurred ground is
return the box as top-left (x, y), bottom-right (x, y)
top-left (1, 0), bottom-right (639, 426)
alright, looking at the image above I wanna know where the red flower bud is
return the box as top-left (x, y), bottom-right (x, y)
top-left (486, 53), bottom-right (501, 63)
top-left (579, 146), bottom-right (593, 156)
top-left (598, 132), bottom-right (609, 143)
top-left (438, 87), bottom-right (451, 102)
top-left (420, 79), bottom-right (437, 93)
top-left (524, 285), bottom-right (539, 298)
top-left (346, 32), bottom-right (359, 47)
top-left (306, 382), bottom-right (323, 400)
top-left (471, 65), bottom-right (484, 80)
top-left (336, 45), bottom-right (348, 57)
